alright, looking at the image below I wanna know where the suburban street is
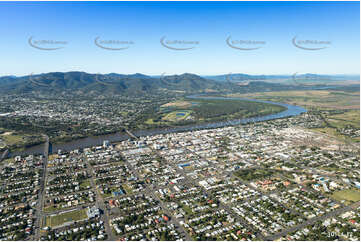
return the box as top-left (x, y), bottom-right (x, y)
top-left (123, 150), bottom-right (193, 241)
top-left (265, 202), bottom-right (360, 240)
top-left (86, 159), bottom-right (117, 241)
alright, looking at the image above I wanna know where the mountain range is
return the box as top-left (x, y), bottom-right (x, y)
top-left (0, 72), bottom-right (358, 96)
top-left (0, 72), bottom-right (234, 96)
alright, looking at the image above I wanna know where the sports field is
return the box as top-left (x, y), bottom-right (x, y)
top-left (45, 209), bottom-right (88, 228)
top-left (331, 189), bottom-right (360, 203)
top-left (162, 110), bottom-right (192, 122)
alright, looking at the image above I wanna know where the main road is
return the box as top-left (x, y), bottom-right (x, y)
top-left (86, 158), bottom-right (117, 241)
top-left (34, 134), bottom-right (49, 240)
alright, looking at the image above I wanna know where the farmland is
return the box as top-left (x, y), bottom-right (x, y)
top-left (228, 90), bottom-right (360, 110)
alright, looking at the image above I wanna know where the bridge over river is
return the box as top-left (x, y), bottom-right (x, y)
top-left (8, 95), bottom-right (306, 157)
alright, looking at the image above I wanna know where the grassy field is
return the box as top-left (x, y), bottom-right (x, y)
top-left (122, 183), bottom-right (133, 195)
top-left (228, 90), bottom-right (360, 110)
top-left (48, 154), bottom-right (59, 161)
top-left (327, 110), bottom-right (360, 129)
top-left (144, 97), bottom-right (286, 126)
top-left (235, 168), bottom-right (274, 181)
top-left (45, 209), bottom-right (88, 228)
top-left (0, 132), bottom-right (23, 146)
top-left (331, 189), bottom-right (360, 203)
top-left (145, 101), bottom-right (196, 125)
top-left (162, 110), bottom-right (192, 122)
top-left (313, 109), bottom-right (360, 143)
top-left (0, 129), bottom-right (45, 150)
top-left (312, 127), bottom-right (345, 139)
top-left (43, 204), bottom-right (65, 213)
top-left (161, 100), bottom-right (192, 108)
top-left (79, 179), bottom-right (91, 189)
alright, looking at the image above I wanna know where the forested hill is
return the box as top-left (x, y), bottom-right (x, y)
top-left (0, 72), bottom-right (236, 96)
top-left (0, 71), bottom-right (340, 97)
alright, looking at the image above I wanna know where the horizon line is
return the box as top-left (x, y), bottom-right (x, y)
top-left (2, 71), bottom-right (360, 78)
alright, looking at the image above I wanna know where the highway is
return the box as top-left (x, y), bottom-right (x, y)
top-left (34, 134), bottom-right (49, 240)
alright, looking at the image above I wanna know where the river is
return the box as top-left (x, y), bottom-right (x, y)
top-left (10, 95), bottom-right (307, 157)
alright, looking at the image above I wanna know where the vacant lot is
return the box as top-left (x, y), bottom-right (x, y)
top-left (235, 168), bottom-right (274, 182)
top-left (45, 209), bottom-right (88, 228)
top-left (331, 189), bottom-right (360, 203)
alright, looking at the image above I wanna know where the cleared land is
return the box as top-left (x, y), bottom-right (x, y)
top-left (327, 110), bottom-right (360, 129)
top-left (79, 179), bottom-right (91, 189)
top-left (161, 101), bottom-right (192, 108)
top-left (0, 132), bottom-right (23, 146)
top-left (45, 209), bottom-right (88, 228)
top-left (0, 128), bottom-right (45, 150)
top-left (331, 189), bottom-right (360, 203)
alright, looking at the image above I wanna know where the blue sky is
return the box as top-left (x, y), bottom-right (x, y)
top-left (0, 1), bottom-right (359, 76)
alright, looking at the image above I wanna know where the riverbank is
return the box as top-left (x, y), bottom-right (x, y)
top-left (142, 96), bottom-right (287, 128)
top-left (9, 95), bottom-right (307, 157)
